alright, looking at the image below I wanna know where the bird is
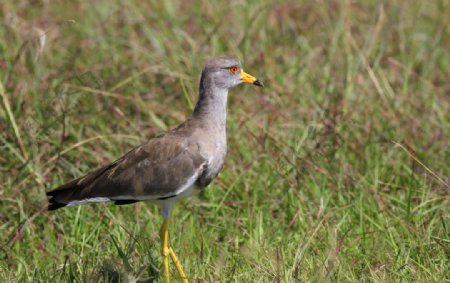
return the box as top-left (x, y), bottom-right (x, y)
top-left (46, 56), bottom-right (263, 283)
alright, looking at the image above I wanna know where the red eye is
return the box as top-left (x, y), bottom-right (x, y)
top-left (229, 66), bottom-right (239, 74)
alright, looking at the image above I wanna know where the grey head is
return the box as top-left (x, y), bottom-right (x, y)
top-left (200, 56), bottom-right (263, 90)
top-left (194, 56), bottom-right (263, 119)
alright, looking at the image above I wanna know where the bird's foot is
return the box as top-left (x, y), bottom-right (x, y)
top-left (169, 247), bottom-right (189, 283)
top-left (160, 220), bottom-right (171, 283)
top-left (159, 220), bottom-right (189, 283)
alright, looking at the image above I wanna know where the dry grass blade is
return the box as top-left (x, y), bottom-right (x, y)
top-left (290, 217), bottom-right (326, 279)
top-left (393, 141), bottom-right (449, 188)
top-left (0, 81), bottom-right (28, 160)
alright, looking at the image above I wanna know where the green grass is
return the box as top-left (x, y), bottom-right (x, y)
top-left (1, 0), bottom-right (449, 282)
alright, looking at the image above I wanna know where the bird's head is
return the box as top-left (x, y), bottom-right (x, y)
top-left (201, 56), bottom-right (263, 90)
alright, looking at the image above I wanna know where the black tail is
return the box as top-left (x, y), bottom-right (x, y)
top-left (46, 177), bottom-right (82, 211)
top-left (46, 162), bottom-right (140, 211)
top-left (46, 164), bottom-right (113, 211)
top-left (46, 189), bottom-right (71, 210)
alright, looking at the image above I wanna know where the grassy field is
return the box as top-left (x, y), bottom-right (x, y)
top-left (1, 0), bottom-right (449, 282)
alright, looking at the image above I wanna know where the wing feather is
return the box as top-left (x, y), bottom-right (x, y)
top-left (47, 134), bottom-right (207, 209)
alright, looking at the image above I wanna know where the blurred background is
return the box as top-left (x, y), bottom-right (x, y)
top-left (0, 0), bottom-right (448, 282)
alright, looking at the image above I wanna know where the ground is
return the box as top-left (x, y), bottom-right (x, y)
top-left (0, 0), bottom-right (449, 282)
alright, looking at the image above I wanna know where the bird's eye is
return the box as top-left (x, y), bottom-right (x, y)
top-left (228, 66), bottom-right (239, 74)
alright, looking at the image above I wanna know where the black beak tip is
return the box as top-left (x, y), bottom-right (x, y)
top-left (253, 80), bottom-right (264, 87)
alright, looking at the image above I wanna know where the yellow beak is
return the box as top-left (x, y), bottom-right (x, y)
top-left (240, 70), bottom-right (264, 87)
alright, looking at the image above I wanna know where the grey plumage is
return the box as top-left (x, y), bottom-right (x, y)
top-left (47, 56), bottom-right (262, 210)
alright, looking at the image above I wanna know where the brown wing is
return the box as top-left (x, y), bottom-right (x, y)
top-left (46, 134), bottom-right (207, 210)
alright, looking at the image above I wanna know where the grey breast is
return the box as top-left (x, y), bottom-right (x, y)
top-left (191, 122), bottom-right (227, 189)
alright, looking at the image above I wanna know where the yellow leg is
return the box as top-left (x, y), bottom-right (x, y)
top-left (159, 219), bottom-right (189, 283)
top-left (159, 220), bottom-right (170, 283)
top-left (169, 247), bottom-right (189, 283)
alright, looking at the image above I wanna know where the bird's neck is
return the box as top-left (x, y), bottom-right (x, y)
top-left (192, 76), bottom-right (228, 129)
